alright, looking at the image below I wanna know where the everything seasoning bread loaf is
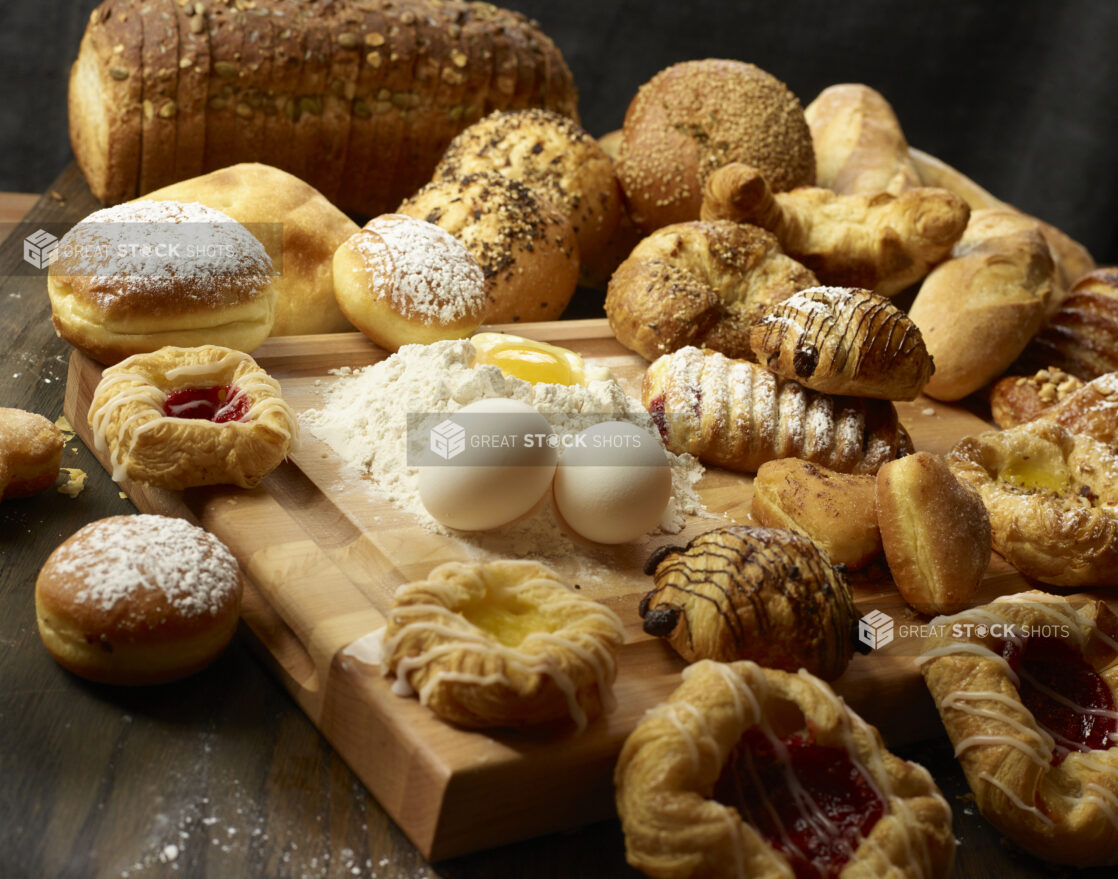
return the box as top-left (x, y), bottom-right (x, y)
top-left (69, 0), bottom-right (578, 215)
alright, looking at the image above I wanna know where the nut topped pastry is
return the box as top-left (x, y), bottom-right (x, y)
top-left (750, 286), bottom-right (934, 399)
top-left (639, 525), bottom-right (859, 680)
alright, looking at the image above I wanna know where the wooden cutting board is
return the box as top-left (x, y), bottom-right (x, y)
top-left (62, 321), bottom-right (1031, 860)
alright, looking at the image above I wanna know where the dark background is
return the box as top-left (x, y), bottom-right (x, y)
top-left (2, 0), bottom-right (1116, 262)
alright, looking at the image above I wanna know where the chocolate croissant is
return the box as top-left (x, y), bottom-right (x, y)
top-left (639, 525), bottom-right (859, 680)
top-left (750, 286), bottom-right (934, 399)
top-left (641, 345), bottom-right (912, 474)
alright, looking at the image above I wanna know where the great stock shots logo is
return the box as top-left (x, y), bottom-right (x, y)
top-left (858, 609), bottom-right (895, 650)
top-left (429, 418), bottom-right (467, 461)
top-left (23, 229), bottom-right (59, 269)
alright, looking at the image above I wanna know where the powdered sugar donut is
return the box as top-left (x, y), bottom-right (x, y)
top-left (35, 515), bottom-right (243, 685)
top-left (333, 214), bottom-right (487, 352)
top-left (47, 200), bottom-right (276, 365)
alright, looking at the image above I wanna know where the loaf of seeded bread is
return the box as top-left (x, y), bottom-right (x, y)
top-left (69, 0), bottom-right (578, 216)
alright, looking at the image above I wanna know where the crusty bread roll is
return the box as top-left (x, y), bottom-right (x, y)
top-left (1014, 266), bottom-right (1118, 380)
top-left (36, 515), bottom-right (243, 685)
top-left (701, 162), bottom-right (969, 297)
top-left (909, 208), bottom-right (1055, 401)
top-left (605, 220), bottom-right (817, 362)
top-left (69, 0), bottom-right (578, 215)
top-left (142, 163), bottom-right (357, 336)
top-left (749, 286), bottom-right (934, 399)
top-left (804, 83), bottom-right (921, 196)
top-left (616, 59), bottom-right (815, 233)
top-left (48, 201), bottom-right (276, 365)
top-left (642, 346), bottom-right (912, 475)
top-left (333, 214), bottom-right (487, 351)
top-left (432, 109), bottom-right (622, 271)
top-left (398, 171), bottom-right (579, 323)
top-left (751, 460), bottom-right (882, 570)
top-left (876, 452), bottom-right (991, 615)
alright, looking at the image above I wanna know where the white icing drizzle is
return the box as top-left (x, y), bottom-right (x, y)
top-left (89, 349), bottom-right (298, 483)
top-left (1080, 782), bottom-right (1118, 832)
top-left (976, 772), bottom-right (1055, 828)
top-left (915, 643), bottom-right (1021, 688)
top-left (380, 573), bottom-right (624, 733)
top-left (942, 690), bottom-right (1054, 765)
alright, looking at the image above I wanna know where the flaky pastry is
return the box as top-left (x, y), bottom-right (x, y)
top-left (379, 560), bottom-right (626, 731)
top-left (750, 286), bottom-right (934, 399)
top-left (946, 421), bottom-right (1118, 587)
top-left (642, 346), bottom-right (912, 475)
top-left (989, 367), bottom-right (1084, 430)
top-left (919, 592), bottom-right (1118, 866)
top-left (639, 526), bottom-right (859, 680)
top-left (605, 220), bottom-right (817, 362)
top-left (88, 345), bottom-right (297, 490)
top-left (615, 659), bottom-right (955, 879)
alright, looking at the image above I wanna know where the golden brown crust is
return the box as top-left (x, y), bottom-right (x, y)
top-left (333, 213), bottom-right (487, 351)
top-left (0, 409), bottom-right (64, 501)
top-left (805, 83), bottom-right (921, 196)
top-left (433, 108), bottom-right (622, 269)
top-left (910, 208), bottom-right (1055, 401)
top-left (702, 162), bottom-right (969, 298)
top-left (1015, 267), bottom-right (1118, 381)
top-left (605, 220), bottom-right (817, 362)
top-left (750, 285), bottom-right (934, 399)
top-left (70, 0), bottom-right (579, 215)
top-left (615, 659), bottom-right (955, 879)
top-left (875, 452), bottom-right (991, 615)
top-left (617, 59), bottom-right (814, 233)
top-left (380, 560), bottom-right (626, 730)
top-left (946, 421), bottom-right (1118, 587)
top-left (35, 514), bottom-right (243, 685)
top-left (88, 345), bottom-right (297, 491)
top-left (919, 592), bottom-right (1118, 866)
top-left (141, 163), bottom-right (359, 336)
top-left (639, 526), bottom-right (858, 679)
top-left (751, 459), bottom-right (882, 571)
top-left (989, 367), bottom-right (1083, 430)
top-left (642, 346), bottom-right (912, 475)
top-left (398, 171), bottom-right (579, 323)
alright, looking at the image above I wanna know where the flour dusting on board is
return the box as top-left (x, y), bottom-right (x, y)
top-left (300, 339), bottom-right (708, 574)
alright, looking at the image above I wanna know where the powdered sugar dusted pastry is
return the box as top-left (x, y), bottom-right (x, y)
top-left (88, 345), bottom-right (297, 490)
top-left (379, 560), bottom-right (626, 731)
top-left (615, 659), bottom-right (955, 879)
top-left (639, 525), bottom-right (859, 680)
top-left (946, 421), bottom-right (1118, 587)
top-left (750, 286), bottom-right (934, 399)
top-left (47, 200), bottom-right (276, 365)
top-left (35, 514), bottom-right (243, 684)
top-left (642, 345), bottom-right (912, 475)
top-left (333, 214), bottom-right (487, 352)
top-left (0, 408), bottom-right (64, 501)
top-left (918, 592), bottom-right (1118, 866)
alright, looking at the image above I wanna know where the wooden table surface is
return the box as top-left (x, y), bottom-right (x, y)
top-left (0, 167), bottom-right (1106, 879)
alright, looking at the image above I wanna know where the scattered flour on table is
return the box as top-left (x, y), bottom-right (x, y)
top-left (299, 339), bottom-right (708, 569)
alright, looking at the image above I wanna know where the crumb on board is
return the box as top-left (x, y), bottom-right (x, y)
top-left (58, 468), bottom-right (87, 498)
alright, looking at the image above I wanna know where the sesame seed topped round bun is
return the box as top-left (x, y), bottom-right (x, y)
top-left (617, 59), bottom-right (815, 234)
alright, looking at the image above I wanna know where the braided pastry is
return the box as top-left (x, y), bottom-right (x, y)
top-left (641, 346), bottom-right (912, 475)
top-left (750, 285), bottom-right (934, 399)
top-left (638, 525), bottom-right (859, 680)
top-left (615, 660), bottom-right (955, 879)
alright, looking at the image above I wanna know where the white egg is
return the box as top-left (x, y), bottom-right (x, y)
top-left (553, 421), bottom-right (672, 544)
top-left (418, 397), bottom-right (558, 531)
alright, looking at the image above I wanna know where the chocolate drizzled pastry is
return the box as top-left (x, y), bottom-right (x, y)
top-left (639, 525), bottom-right (858, 680)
